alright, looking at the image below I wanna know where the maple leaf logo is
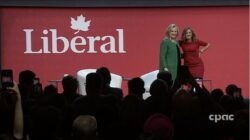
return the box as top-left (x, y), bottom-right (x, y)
top-left (70, 14), bottom-right (91, 34)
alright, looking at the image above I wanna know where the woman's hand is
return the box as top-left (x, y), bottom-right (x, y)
top-left (199, 43), bottom-right (210, 55)
top-left (164, 68), bottom-right (169, 71)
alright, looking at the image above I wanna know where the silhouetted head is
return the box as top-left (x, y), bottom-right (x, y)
top-left (211, 88), bottom-right (224, 102)
top-left (172, 89), bottom-right (192, 107)
top-left (157, 71), bottom-right (173, 87)
top-left (96, 67), bottom-right (111, 86)
top-left (72, 115), bottom-right (97, 140)
top-left (225, 84), bottom-right (242, 98)
top-left (62, 75), bottom-right (78, 93)
top-left (144, 113), bottom-right (174, 140)
top-left (128, 77), bottom-right (145, 99)
top-left (44, 84), bottom-right (58, 96)
top-left (149, 79), bottom-right (168, 97)
top-left (86, 73), bottom-right (103, 96)
top-left (18, 70), bottom-right (36, 86)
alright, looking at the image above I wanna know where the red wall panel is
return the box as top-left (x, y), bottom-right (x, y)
top-left (0, 7), bottom-right (249, 97)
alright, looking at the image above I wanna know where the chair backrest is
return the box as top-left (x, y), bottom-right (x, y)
top-left (110, 73), bottom-right (123, 88)
top-left (77, 69), bottom-right (123, 95)
top-left (140, 70), bottom-right (159, 99)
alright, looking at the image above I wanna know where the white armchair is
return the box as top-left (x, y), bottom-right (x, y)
top-left (140, 70), bottom-right (159, 100)
top-left (77, 69), bottom-right (123, 95)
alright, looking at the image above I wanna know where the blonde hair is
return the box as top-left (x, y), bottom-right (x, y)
top-left (165, 24), bottom-right (179, 39)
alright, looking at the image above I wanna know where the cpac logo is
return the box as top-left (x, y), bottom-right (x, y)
top-left (209, 114), bottom-right (234, 123)
top-left (23, 14), bottom-right (126, 54)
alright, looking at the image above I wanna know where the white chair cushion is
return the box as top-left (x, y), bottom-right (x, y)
top-left (77, 69), bottom-right (122, 95)
top-left (140, 70), bottom-right (159, 99)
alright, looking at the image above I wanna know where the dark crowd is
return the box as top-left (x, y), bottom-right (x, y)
top-left (0, 67), bottom-right (249, 140)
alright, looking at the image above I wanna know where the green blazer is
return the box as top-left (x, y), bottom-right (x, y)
top-left (159, 38), bottom-right (181, 81)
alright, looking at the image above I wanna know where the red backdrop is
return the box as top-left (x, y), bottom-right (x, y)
top-left (0, 7), bottom-right (249, 97)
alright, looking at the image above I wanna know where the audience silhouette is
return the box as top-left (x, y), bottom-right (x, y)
top-left (96, 67), bottom-right (123, 102)
top-left (0, 67), bottom-right (249, 140)
top-left (128, 77), bottom-right (145, 100)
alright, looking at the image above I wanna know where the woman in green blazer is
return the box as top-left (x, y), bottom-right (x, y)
top-left (159, 24), bottom-right (181, 84)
